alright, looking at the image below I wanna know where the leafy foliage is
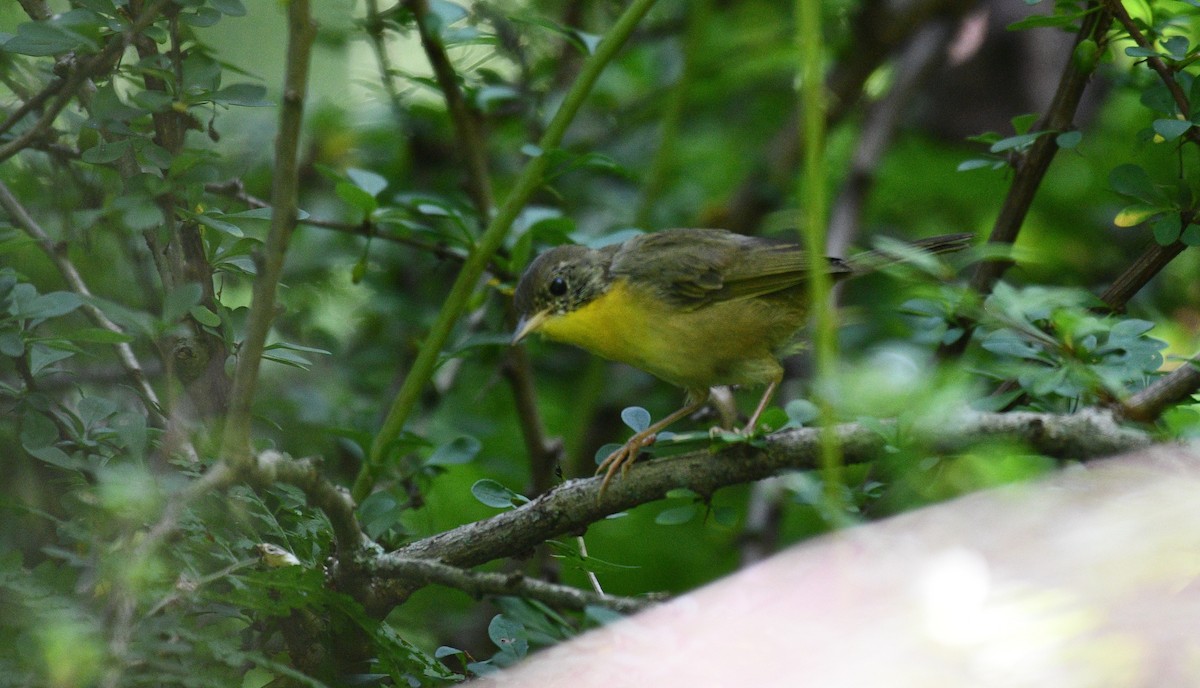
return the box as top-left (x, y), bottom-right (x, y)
top-left (1, 0), bottom-right (1200, 684)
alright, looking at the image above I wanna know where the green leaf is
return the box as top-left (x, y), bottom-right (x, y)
top-left (1153, 118), bottom-right (1193, 141)
top-left (654, 504), bottom-right (698, 525)
top-left (0, 332), bottom-right (23, 356)
top-left (1108, 164), bottom-right (1162, 203)
top-left (210, 83), bottom-right (270, 107)
top-left (210, 0), bottom-right (247, 15)
top-left (189, 305), bottom-right (221, 327)
top-left (784, 398), bottom-right (820, 426)
top-left (261, 348), bottom-right (315, 370)
top-left (347, 168), bottom-right (388, 197)
top-left (20, 409), bottom-right (58, 451)
top-left (487, 615), bottom-right (528, 658)
top-left (162, 283), bottom-right (203, 324)
top-left (1152, 214), bottom-right (1182, 244)
top-left (192, 211), bottom-right (245, 238)
top-left (1125, 45), bottom-right (1160, 58)
top-left (1113, 205), bottom-right (1164, 228)
top-left (29, 343), bottom-right (74, 376)
top-left (81, 140), bottom-right (132, 164)
top-left (989, 131), bottom-right (1045, 153)
top-left (18, 291), bottom-right (82, 321)
top-left (713, 506), bottom-right (738, 527)
top-left (426, 435), bottom-right (481, 466)
top-left (3, 21), bottom-right (96, 56)
top-left (957, 158), bottom-right (1002, 172)
top-left (1182, 224), bottom-right (1200, 245)
top-left (1055, 130), bottom-right (1082, 149)
top-left (336, 182), bottom-right (377, 214)
top-left (1109, 319), bottom-right (1155, 339)
top-left (64, 327), bottom-right (134, 345)
top-left (1010, 113), bottom-right (1040, 134)
top-left (1163, 35), bottom-right (1190, 61)
top-left (620, 406), bottom-right (651, 432)
top-left (471, 479), bottom-right (522, 509)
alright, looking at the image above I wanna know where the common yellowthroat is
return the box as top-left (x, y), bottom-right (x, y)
top-left (512, 228), bottom-right (972, 491)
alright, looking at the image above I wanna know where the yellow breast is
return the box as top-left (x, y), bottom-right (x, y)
top-left (536, 279), bottom-right (796, 390)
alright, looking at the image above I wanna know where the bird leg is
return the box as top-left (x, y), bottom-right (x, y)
top-left (596, 389), bottom-right (711, 494)
top-left (741, 374), bottom-right (781, 434)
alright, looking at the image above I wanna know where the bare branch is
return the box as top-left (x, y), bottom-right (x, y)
top-left (219, 0), bottom-right (316, 466)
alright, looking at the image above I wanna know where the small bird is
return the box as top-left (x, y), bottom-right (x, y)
top-left (512, 228), bottom-right (972, 492)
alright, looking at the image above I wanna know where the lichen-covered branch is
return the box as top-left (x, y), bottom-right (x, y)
top-left (369, 409), bottom-right (1151, 607)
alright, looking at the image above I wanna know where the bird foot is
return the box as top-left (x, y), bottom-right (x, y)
top-left (596, 430), bottom-right (658, 494)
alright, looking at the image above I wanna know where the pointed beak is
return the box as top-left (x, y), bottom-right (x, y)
top-left (512, 310), bottom-right (549, 345)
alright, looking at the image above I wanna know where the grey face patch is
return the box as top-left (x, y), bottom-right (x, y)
top-left (513, 244), bottom-right (611, 319)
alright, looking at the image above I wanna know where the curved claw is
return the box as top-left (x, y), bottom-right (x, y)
top-left (596, 430), bottom-right (657, 494)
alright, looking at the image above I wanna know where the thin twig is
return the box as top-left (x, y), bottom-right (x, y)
top-left (363, 0), bottom-right (408, 123)
top-left (0, 180), bottom-right (164, 424)
top-left (371, 556), bottom-right (649, 614)
top-left (409, 0), bottom-right (494, 223)
top-left (828, 20), bottom-right (953, 255)
top-left (202, 180), bottom-right (490, 271)
top-left (219, 0), bottom-right (316, 467)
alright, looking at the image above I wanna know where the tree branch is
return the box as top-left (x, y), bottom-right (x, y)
top-left (1099, 238), bottom-right (1187, 312)
top-left (219, 0), bottom-right (316, 466)
top-left (369, 409), bottom-right (1151, 607)
top-left (0, 179), bottom-right (164, 424)
top-left (371, 557), bottom-right (653, 614)
top-left (940, 4), bottom-right (1113, 357)
top-left (1123, 355), bottom-right (1200, 422)
top-left (409, 0), bottom-right (494, 223)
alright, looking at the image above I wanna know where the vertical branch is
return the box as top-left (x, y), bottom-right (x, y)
top-left (796, 0), bottom-right (844, 515)
top-left (364, 0), bottom-right (407, 122)
top-left (219, 0), bottom-right (316, 466)
top-left (409, 0), bottom-right (494, 221)
top-left (353, 0), bottom-right (662, 502)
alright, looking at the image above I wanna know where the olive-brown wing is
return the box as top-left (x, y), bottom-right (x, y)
top-left (612, 229), bottom-right (850, 309)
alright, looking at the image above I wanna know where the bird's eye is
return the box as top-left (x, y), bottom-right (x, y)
top-left (548, 276), bottom-right (568, 297)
